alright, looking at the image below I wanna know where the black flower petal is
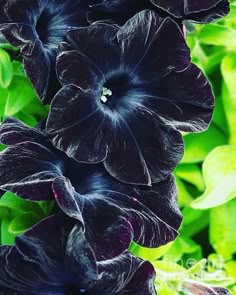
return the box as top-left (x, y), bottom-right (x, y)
top-left (89, 0), bottom-right (230, 24)
top-left (95, 252), bottom-right (156, 295)
top-left (0, 215), bottom-right (156, 294)
top-left (0, 0), bottom-right (91, 102)
top-left (0, 118), bottom-right (66, 201)
top-left (47, 10), bottom-right (214, 185)
top-left (181, 281), bottom-right (231, 295)
top-left (0, 117), bottom-right (48, 146)
top-left (0, 118), bottom-right (182, 248)
top-left (53, 173), bottom-right (181, 249)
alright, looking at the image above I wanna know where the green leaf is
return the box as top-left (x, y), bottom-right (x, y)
top-left (221, 53), bottom-right (236, 144)
top-left (4, 75), bottom-right (37, 116)
top-left (180, 208), bottom-right (209, 237)
top-left (15, 111), bottom-right (38, 127)
top-left (1, 218), bottom-right (16, 245)
top-left (0, 49), bottom-right (13, 88)
top-left (0, 205), bottom-right (14, 219)
top-left (162, 236), bottom-right (203, 262)
top-left (0, 192), bottom-right (45, 217)
top-left (209, 198), bottom-right (236, 259)
top-left (212, 96), bottom-right (229, 135)
top-left (129, 241), bottom-right (173, 261)
top-left (225, 261), bottom-right (236, 281)
top-left (181, 124), bottom-right (227, 164)
top-left (192, 146), bottom-right (236, 209)
top-left (0, 88), bottom-right (8, 116)
top-left (176, 177), bottom-right (194, 207)
top-left (198, 24), bottom-right (236, 47)
top-left (9, 212), bottom-right (41, 235)
top-left (175, 164), bottom-right (205, 192)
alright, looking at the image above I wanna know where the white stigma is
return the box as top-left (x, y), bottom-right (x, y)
top-left (101, 95), bottom-right (108, 103)
top-left (101, 87), bottom-right (112, 103)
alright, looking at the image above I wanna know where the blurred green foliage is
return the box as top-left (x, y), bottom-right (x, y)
top-left (1, 2), bottom-right (236, 294)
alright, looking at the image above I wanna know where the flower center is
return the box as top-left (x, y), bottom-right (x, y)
top-left (64, 283), bottom-right (87, 295)
top-left (36, 10), bottom-right (51, 46)
top-left (99, 73), bottom-right (132, 110)
top-left (100, 87), bottom-right (113, 104)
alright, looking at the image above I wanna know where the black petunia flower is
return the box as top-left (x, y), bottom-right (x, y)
top-left (0, 117), bottom-right (182, 248)
top-left (0, 0), bottom-right (92, 103)
top-left (0, 215), bottom-right (156, 295)
top-left (47, 10), bottom-right (214, 186)
top-left (181, 280), bottom-right (230, 295)
top-left (88, 0), bottom-right (230, 25)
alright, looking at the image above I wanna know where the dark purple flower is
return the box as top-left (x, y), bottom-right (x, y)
top-left (0, 215), bottom-right (156, 295)
top-left (0, 117), bottom-right (182, 248)
top-left (47, 10), bottom-right (214, 186)
top-left (181, 281), bottom-right (230, 295)
top-left (0, 0), bottom-right (92, 103)
top-left (88, 0), bottom-right (230, 25)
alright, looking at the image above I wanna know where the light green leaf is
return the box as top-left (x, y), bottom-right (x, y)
top-left (175, 164), bottom-right (205, 192)
top-left (198, 24), bottom-right (236, 47)
top-left (221, 53), bottom-right (236, 144)
top-left (212, 96), bottom-right (229, 135)
top-left (176, 177), bottom-right (193, 207)
top-left (9, 212), bottom-right (41, 234)
top-left (129, 241), bottom-right (173, 261)
top-left (0, 88), bottom-right (8, 116)
top-left (1, 218), bottom-right (16, 245)
top-left (192, 146), bottom-right (236, 209)
top-left (0, 192), bottom-right (45, 217)
top-left (209, 198), bottom-right (236, 259)
top-left (163, 236), bottom-right (203, 262)
top-left (225, 261), bottom-right (236, 281)
top-left (0, 49), bottom-right (13, 88)
top-left (4, 75), bottom-right (37, 116)
top-left (180, 208), bottom-right (209, 237)
top-left (181, 124), bottom-right (227, 164)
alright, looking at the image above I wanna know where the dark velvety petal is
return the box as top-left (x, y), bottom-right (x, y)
top-left (0, 0), bottom-right (92, 103)
top-left (0, 246), bottom-right (48, 293)
top-left (56, 45), bottom-right (104, 91)
top-left (185, 0), bottom-right (226, 14)
top-left (120, 259), bottom-right (156, 295)
top-left (117, 10), bottom-right (190, 75)
top-left (95, 253), bottom-right (156, 295)
top-left (47, 84), bottom-right (153, 185)
top-left (89, 0), bottom-right (229, 24)
top-left (150, 0), bottom-right (184, 17)
top-left (0, 117), bottom-right (48, 146)
top-left (212, 287), bottom-right (231, 295)
top-left (186, 0), bottom-right (230, 23)
top-left (64, 23), bottom-right (121, 76)
top-left (0, 141), bottom-right (64, 200)
top-left (103, 114), bottom-right (152, 185)
top-left (104, 111), bottom-right (184, 184)
top-left (1, 0), bottom-right (42, 23)
top-left (0, 286), bottom-right (18, 295)
top-left (0, 22), bottom-right (51, 102)
top-left (53, 177), bottom-right (84, 224)
top-left (53, 167), bottom-right (181, 248)
top-left (65, 223), bottom-right (98, 290)
top-left (52, 177), bottom-right (134, 260)
top-left (47, 85), bottom-right (108, 163)
top-left (0, 23), bottom-right (36, 54)
top-left (0, 215), bottom-right (76, 292)
top-left (181, 281), bottom-right (230, 295)
top-left (23, 40), bottom-right (51, 103)
top-left (143, 64), bottom-right (214, 132)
